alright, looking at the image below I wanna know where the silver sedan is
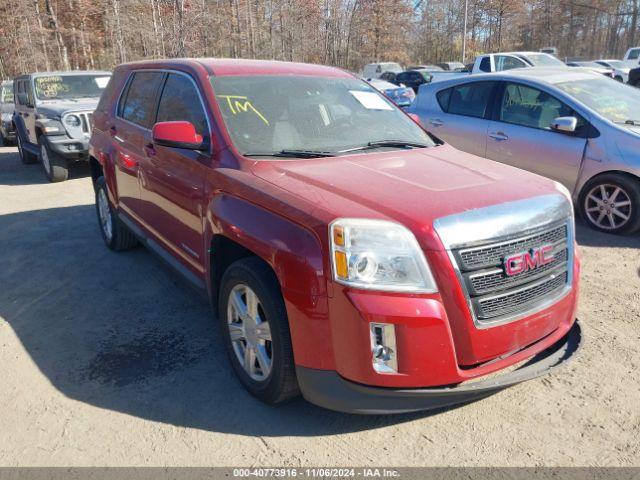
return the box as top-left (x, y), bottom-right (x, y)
top-left (408, 68), bottom-right (640, 234)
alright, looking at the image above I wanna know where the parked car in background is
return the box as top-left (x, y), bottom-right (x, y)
top-left (88, 58), bottom-right (581, 414)
top-left (365, 78), bottom-right (415, 108)
top-left (407, 64), bottom-right (443, 71)
top-left (540, 47), bottom-right (558, 56)
top-left (12, 71), bottom-right (112, 182)
top-left (0, 80), bottom-right (16, 145)
top-left (409, 68), bottom-right (640, 234)
top-left (595, 59), bottom-right (624, 70)
top-left (393, 69), bottom-right (432, 92)
top-left (437, 62), bottom-right (466, 71)
top-left (612, 47), bottom-right (640, 82)
top-left (471, 52), bottom-right (566, 74)
top-left (566, 61), bottom-right (613, 77)
top-left (362, 62), bottom-right (403, 80)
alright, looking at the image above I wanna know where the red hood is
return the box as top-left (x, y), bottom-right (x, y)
top-left (249, 144), bottom-right (558, 250)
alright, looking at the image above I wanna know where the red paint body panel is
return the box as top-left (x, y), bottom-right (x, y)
top-left (90, 59), bottom-right (580, 392)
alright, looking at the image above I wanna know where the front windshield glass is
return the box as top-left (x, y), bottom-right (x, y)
top-left (526, 54), bottom-right (565, 67)
top-left (210, 75), bottom-right (434, 156)
top-left (34, 74), bottom-right (111, 100)
top-left (1, 84), bottom-right (13, 103)
top-left (556, 77), bottom-right (640, 123)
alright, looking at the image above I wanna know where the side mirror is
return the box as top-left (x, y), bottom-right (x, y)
top-left (550, 116), bottom-right (577, 133)
top-left (152, 121), bottom-right (204, 150)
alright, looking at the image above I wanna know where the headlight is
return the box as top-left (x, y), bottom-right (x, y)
top-left (330, 219), bottom-right (437, 293)
top-left (64, 115), bottom-right (81, 127)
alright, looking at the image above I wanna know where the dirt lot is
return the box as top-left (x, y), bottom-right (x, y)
top-left (0, 144), bottom-right (639, 467)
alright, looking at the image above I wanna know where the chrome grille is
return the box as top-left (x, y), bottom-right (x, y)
top-left (457, 224), bottom-right (566, 270)
top-left (450, 221), bottom-right (571, 325)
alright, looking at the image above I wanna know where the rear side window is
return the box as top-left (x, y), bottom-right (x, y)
top-left (119, 71), bottom-right (164, 128)
top-left (436, 88), bottom-right (451, 111)
top-left (156, 73), bottom-right (208, 137)
top-left (448, 82), bottom-right (495, 118)
top-left (479, 57), bottom-right (491, 72)
top-left (494, 55), bottom-right (527, 72)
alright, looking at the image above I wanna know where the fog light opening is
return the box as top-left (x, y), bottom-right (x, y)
top-left (370, 323), bottom-right (398, 373)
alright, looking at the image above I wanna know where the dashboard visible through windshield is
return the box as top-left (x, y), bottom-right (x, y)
top-left (210, 75), bottom-right (434, 157)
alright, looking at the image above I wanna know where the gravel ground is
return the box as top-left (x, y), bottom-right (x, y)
top-left (0, 145), bottom-right (639, 467)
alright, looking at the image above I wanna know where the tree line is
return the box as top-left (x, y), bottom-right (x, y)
top-left (1, 0), bottom-right (639, 79)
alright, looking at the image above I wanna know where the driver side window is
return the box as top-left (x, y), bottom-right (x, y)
top-left (499, 83), bottom-right (585, 131)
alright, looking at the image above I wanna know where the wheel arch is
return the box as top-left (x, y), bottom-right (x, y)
top-left (577, 169), bottom-right (640, 199)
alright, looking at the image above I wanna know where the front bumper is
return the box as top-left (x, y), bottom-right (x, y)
top-left (297, 319), bottom-right (581, 414)
top-left (46, 135), bottom-right (90, 160)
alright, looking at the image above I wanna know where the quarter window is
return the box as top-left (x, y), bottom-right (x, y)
top-left (499, 83), bottom-right (585, 130)
top-left (447, 82), bottom-right (495, 118)
top-left (119, 71), bottom-right (164, 128)
top-left (479, 57), bottom-right (491, 72)
top-left (436, 88), bottom-right (451, 111)
top-left (156, 73), bottom-right (208, 137)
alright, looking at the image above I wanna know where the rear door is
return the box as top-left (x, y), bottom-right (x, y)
top-left (485, 81), bottom-right (587, 191)
top-left (112, 70), bottom-right (165, 220)
top-left (426, 80), bottom-right (498, 157)
top-left (138, 71), bottom-right (210, 275)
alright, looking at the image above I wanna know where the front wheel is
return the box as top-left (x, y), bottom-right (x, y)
top-left (579, 173), bottom-right (640, 234)
top-left (38, 136), bottom-right (68, 182)
top-left (218, 257), bottom-right (299, 405)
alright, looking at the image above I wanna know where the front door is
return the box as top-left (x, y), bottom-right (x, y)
top-left (486, 82), bottom-right (587, 191)
top-left (138, 71), bottom-right (210, 276)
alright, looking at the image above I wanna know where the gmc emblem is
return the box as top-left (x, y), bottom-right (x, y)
top-left (504, 245), bottom-right (555, 276)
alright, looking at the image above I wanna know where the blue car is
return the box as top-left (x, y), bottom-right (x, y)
top-left (365, 78), bottom-right (416, 108)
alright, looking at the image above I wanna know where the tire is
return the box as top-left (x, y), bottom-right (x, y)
top-left (38, 135), bottom-right (68, 182)
top-left (95, 176), bottom-right (138, 251)
top-left (17, 134), bottom-right (37, 164)
top-left (614, 75), bottom-right (624, 82)
top-left (579, 173), bottom-right (640, 234)
top-left (218, 257), bottom-right (299, 405)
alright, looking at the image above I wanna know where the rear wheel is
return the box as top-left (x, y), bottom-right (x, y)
top-left (38, 136), bottom-right (68, 182)
top-left (614, 75), bottom-right (624, 82)
top-left (95, 176), bottom-right (138, 251)
top-left (579, 173), bottom-right (640, 234)
top-left (17, 134), bottom-right (37, 164)
top-left (218, 257), bottom-right (299, 405)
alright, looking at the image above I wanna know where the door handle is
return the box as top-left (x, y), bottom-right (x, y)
top-left (144, 143), bottom-right (156, 157)
top-left (429, 118), bottom-right (443, 127)
top-left (489, 131), bottom-right (509, 141)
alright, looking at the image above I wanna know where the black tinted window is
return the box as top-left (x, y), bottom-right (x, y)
top-left (479, 57), bottom-right (491, 72)
top-left (448, 82), bottom-right (495, 118)
top-left (436, 88), bottom-right (451, 111)
top-left (120, 72), bottom-right (163, 127)
top-left (156, 73), bottom-right (208, 136)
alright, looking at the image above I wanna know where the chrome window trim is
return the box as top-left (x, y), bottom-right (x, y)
top-left (434, 194), bottom-right (574, 329)
top-left (114, 69), bottom-right (213, 153)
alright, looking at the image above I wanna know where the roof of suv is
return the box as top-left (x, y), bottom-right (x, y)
top-left (118, 58), bottom-right (352, 78)
top-left (15, 71), bottom-right (112, 80)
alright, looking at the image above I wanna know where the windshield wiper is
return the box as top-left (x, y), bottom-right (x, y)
top-left (243, 149), bottom-right (336, 158)
top-left (337, 140), bottom-right (430, 154)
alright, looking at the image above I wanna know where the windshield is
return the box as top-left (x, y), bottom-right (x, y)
top-left (34, 74), bottom-right (111, 100)
top-left (210, 75), bottom-right (434, 156)
top-left (525, 54), bottom-right (565, 67)
top-left (1, 84), bottom-right (13, 103)
top-left (556, 77), bottom-right (640, 124)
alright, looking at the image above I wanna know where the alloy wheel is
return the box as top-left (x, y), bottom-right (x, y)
top-left (584, 183), bottom-right (632, 231)
top-left (226, 284), bottom-right (273, 381)
top-left (97, 188), bottom-right (113, 241)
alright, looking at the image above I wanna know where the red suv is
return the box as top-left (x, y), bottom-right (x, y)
top-left (89, 59), bottom-right (581, 414)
